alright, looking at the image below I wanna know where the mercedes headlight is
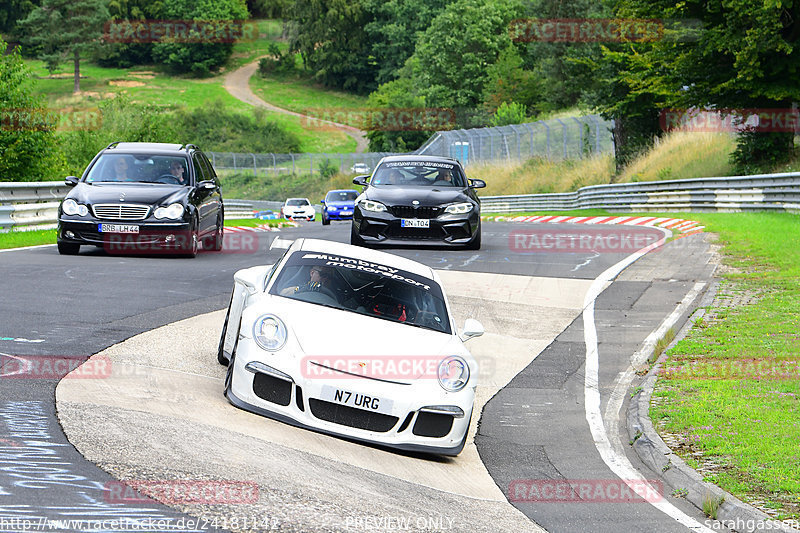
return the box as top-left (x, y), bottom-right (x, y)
top-left (253, 314), bottom-right (287, 352)
top-left (438, 356), bottom-right (470, 392)
top-left (444, 202), bottom-right (473, 215)
top-left (360, 200), bottom-right (387, 213)
top-left (154, 203), bottom-right (185, 220)
top-left (62, 199), bottom-right (87, 216)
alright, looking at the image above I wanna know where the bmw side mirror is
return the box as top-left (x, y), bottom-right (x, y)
top-left (353, 175), bottom-right (368, 186)
top-left (65, 176), bottom-right (79, 187)
top-left (469, 179), bottom-right (486, 189)
top-left (197, 180), bottom-right (216, 190)
top-left (460, 318), bottom-right (484, 342)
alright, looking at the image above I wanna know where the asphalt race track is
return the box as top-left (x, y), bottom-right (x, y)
top-left (0, 220), bottom-right (720, 532)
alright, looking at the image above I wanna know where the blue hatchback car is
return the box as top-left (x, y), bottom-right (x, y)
top-left (320, 189), bottom-right (358, 225)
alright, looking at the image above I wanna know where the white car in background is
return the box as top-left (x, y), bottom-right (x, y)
top-left (217, 238), bottom-right (484, 456)
top-left (282, 198), bottom-right (315, 221)
top-left (351, 163), bottom-right (371, 174)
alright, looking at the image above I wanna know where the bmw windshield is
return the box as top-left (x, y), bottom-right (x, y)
top-left (270, 251), bottom-right (451, 334)
top-left (370, 161), bottom-right (466, 187)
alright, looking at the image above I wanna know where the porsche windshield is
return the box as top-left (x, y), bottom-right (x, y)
top-left (270, 252), bottom-right (451, 334)
top-left (85, 154), bottom-right (189, 184)
top-left (371, 161), bottom-right (465, 187)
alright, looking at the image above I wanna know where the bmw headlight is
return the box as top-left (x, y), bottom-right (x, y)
top-left (154, 203), bottom-right (185, 220)
top-left (253, 314), bottom-right (287, 352)
top-left (360, 200), bottom-right (387, 213)
top-left (62, 199), bottom-right (88, 216)
top-left (444, 202), bottom-right (473, 215)
top-left (438, 356), bottom-right (470, 392)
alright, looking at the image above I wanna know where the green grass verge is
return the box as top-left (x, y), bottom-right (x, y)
top-left (647, 212), bottom-right (800, 521)
top-left (0, 229), bottom-right (56, 250)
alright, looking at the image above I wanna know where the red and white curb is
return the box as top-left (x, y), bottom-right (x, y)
top-left (224, 222), bottom-right (299, 233)
top-left (482, 215), bottom-right (704, 236)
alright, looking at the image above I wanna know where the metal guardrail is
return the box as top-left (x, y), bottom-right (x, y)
top-left (479, 172), bottom-right (800, 213)
top-left (0, 183), bottom-right (270, 229)
top-left (3, 172), bottom-right (800, 230)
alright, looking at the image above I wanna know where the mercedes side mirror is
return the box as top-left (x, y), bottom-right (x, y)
top-left (65, 176), bottom-right (79, 187)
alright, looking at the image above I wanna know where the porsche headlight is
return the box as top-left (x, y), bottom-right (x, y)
top-left (438, 356), bottom-right (470, 392)
top-left (360, 200), bottom-right (387, 213)
top-left (253, 314), bottom-right (287, 352)
top-left (62, 199), bottom-right (88, 216)
top-left (444, 202), bottom-right (473, 215)
top-left (154, 203), bottom-right (185, 220)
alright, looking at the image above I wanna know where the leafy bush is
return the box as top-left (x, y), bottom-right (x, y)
top-left (55, 97), bottom-right (301, 177)
top-left (490, 102), bottom-right (527, 127)
top-left (150, 0), bottom-right (249, 76)
top-left (257, 43), bottom-right (295, 75)
top-left (0, 39), bottom-right (62, 181)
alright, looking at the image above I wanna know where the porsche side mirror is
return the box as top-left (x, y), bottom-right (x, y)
top-left (460, 318), bottom-right (484, 342)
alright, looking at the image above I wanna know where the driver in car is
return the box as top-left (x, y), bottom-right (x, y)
top-left (280, 266), bottom-right (333, 296)
top-left (169, 161), bottom-right (187, 185)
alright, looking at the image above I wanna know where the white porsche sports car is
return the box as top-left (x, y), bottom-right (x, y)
top-left (217, 238), bottom-right (484, 455)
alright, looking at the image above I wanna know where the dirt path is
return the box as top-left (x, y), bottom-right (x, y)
top-left (223, 59), bottom-right (369, 153)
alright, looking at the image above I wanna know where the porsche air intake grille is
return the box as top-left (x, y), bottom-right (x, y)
top-left (391, 206), bottom-right (440, 219)
top-left (92, 204), bottom-right (150, 220)
top-left (309, 399), bottom-right (398, 432)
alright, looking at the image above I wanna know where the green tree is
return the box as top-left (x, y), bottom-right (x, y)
top-left (613, 0), bottom-right (800, 170)
top-left (0, 38), bottom-right (60, 181)
top-left (17, 0), bottom-right (110, 93)
top-left (365, 76), bottom-right (439, 152)
top-left (411, 0), bottom-right (524, 110)
top-left (0, 0), bottom-right (38, 35)
top-left (482, 43), bottom-right (543, 115)
top-left (362, 0), bottom-right (454, 86)
top-left (287, 0), bottom-right (377, 93)
top-left (150, 0), bottom-right (249, 77)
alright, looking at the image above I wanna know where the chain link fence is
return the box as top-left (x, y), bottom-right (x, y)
top-left (208, 114), bottom-right (614, 176)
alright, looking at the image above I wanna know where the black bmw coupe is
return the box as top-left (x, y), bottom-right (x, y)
top-left (57, 142), bottom-right (223, 257)
top-left (350, 155), bottom-right (485, 249)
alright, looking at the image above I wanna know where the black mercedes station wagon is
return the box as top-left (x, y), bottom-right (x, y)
top-left (57, 142), bottom-right (223, 257)
top-left (350, 155), bottom-right (485, 249)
